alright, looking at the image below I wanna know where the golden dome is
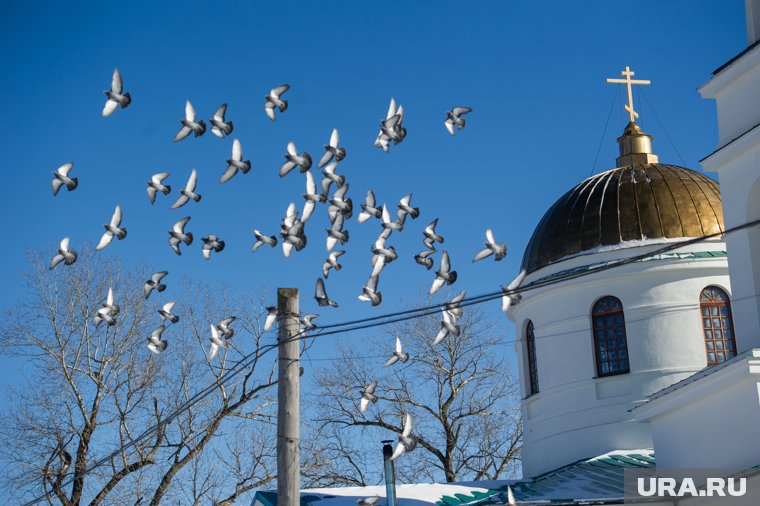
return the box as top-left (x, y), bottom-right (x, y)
top-left (521, 164), bottom-right (725, 274)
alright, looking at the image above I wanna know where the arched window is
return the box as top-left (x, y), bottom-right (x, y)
top-left (526, 321), bottom-right (539, 396)
top-left (700, 287), bottom-right (737, 365)
top-left (592, 296), bottom-right (630, 377)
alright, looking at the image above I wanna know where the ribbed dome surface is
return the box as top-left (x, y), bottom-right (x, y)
top-left (521, 164), bottom-right (724, 274)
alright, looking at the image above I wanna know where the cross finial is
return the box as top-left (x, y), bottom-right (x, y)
top-left (606, 66), bottom-right (651, 123)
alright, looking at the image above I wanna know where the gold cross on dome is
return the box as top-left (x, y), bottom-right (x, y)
top-left (606, 66), bottom-right (651, 123)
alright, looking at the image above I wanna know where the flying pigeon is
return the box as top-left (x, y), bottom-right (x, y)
top-left (328, 183), bottom-right (353, 220)
top-left (384, 337), bottom-right (409, 367)
top-left (158, 301), bottom-right (179, 323)
top-left (252, 229), bottom-right (278, 252)
top-left (220, 139), bottom-right (251, 184)
top-left (326, 213), bottom-right (349, 251)
top-left (208, 323), bottom-right (227, 360)
top-left (173, 100), bottom-right (206, 142)
top-left (102, 69), bottom-right (131, 117)
top-left (302, 171), bottom-right (326, 222)
top-left (146, 172), bottom-right (171, 204)
top-left (172, 169), bottom-right (202, 208)
top-left (501, 270), bottom-right (526, 312)
top-left (357, 496), bottom-right (380, 506)
top-left (473, 229), bottom-right (507, 262)
top-left (358, 189), bottom-right (382, 223)
top-left (318, 128), bottom-right (347, 168)
top-left (202, 234), bottom-right (225, 260)
top-left (314, 278), bottom-right (338, 308)
top-left (143, 271), bottom-right (168, 299)
top-left (96, 205), bottom-right (127, 251)
top-left (414, 248), bottom-right (436, 270)
top-left (397, 194), bottom-right (419, 219)
top-left (94, 287), bottom-right (120, 327)
top-left (209, 103), bottom-right (233, 138)
top-left (50, 237), bottom-right (77, 269)
top-left (300, 313), bottom-right (319, 332)
top-left (322, 250), bottom-right (346, 278)
top-left (217, 317), bottom-right (237, 339)
top-left (358, 275), bottom-right (382, 306)
top-left (168, 216), bottom-right (193, 255)
top-left (506, 486), bottom-right (516, 506)
top-left (51, 163), bottom-right (78, 195)
top-left (381, 204), bottom-right (407, 233)
top-left (433, 308), bottom-right (460, 345)
top-left (280, 142), bottom-right (313, 177)
top-left (359, 379), bottom-right (378, 414)
top-left (321, 161), bottom-right (346, 188)
top-left (390, 413), bottom-right (416, 461)
top-left (264, 84), bottom-right (290, 121)
top-left (445, 290), bottom-right (466, 321)
top-left (375, 98), bottom-right (406, 152)
top-left (429, 251), bottom-right (457, 295)
top-left (263, 306), bottom-right (278, 332)
top-left (280, 203), bottom-right (307, 257)
top-left (147, 325), bottom-right (168, 354)
top-left (423, 218), bottom-right (444, 249)
top-left (444, 107), bottom-right (472, 136)
top-left (371, 233), bottom-right (398, 278)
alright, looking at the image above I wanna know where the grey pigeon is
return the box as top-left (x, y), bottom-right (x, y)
top-left (429, 251), bottom-right (457, 295)
top-left (168, 216), bottom-right (193, 255)
top-left (280, 141), bottom-right (312, 177)
top-left (174, 100), bottom-right (206, 142)
top-left (202, 234), bottom-right (225, 260)
top-left (147, 325), bottom-right (168, 354)
top-left (143, 271), bottom-right (168, 299)
top-left (221, 139), bottom-right (251, 184)
top-left (384, 336), bottom-right (409, 367)
top-left (326, 213), bottom-right (349, 251)
top-left (314, 278), bottom-right (338, 308)
top-left (433, 308), bottom-right (460, 345)
top-left (358, 189), bottom-right (382, 223)
top-left (252, 229), bottom-right (278, 252)
top-left (358, 275), bottom-right (382, 307)
top-left (322, 250), bottom-right (346, 278)
top-left (423, 218), bottom-right (444, 249)
top-left (158, 301), bottom-right (179, 324)
top-left (280, 203), bottom-right (307, 257)
top-left (263, 306), bottom-right (278, 332)
top-left (216, 316), bottom-right (237, 339)
top-left (414, 248), bottom-right (436, 270)
top-left (374, 98), bottom-right (403, 152)
top-left (52, 162), bottom-right (78, 195)
top-left (321, 161), bottom-right (345, 188)
top-left (210, 103), bottom-right (233, 138)
top-left (371, 233), bottom-right (398, 278)
top-left (94, 287), bottom-right (120, 327)
top-left (208, 323), bottom-right (227, 360)
top-left (328, 183), bottom-right (353, 220)
top-left (359, 379), bottom-right (378, 414)
top-left (445, 290), bottom-right (466, 321)
top-left (50, 237), bottom-right (77, 269)
top-left (146, 172), bottom-right (171, 204)
top-left (397, 194), bottom-right (419, 219)
top-left (390, 413), bottom-right (416, 461)
top-left (172, 169), bottom-right (202, 208)
top-left (264, 84), bottom-right (290, 121)
top-left (302, 171), bottom-right (326, 222)
top-left (473, 229), bottom-right (507, 262)
top-left (96, 205), bottom-right (127, 251)
top-left (300, 313), bottom-right (319, 332)
top-left (318, 128), bottom-right (347, 168)
top-left (381, 204), bottom-right (407, 233)
top-left (102, 69), bottom-right (131, 117)
top-left (444, 106), bottom-right (472, 136)
top-left (501, 270), bottom-right (526, 313)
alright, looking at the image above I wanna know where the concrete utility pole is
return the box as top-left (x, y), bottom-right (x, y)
top-left (277, 288), bottom-right (300, 506)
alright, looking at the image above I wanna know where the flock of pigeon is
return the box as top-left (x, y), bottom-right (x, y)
top-left (47, 68), bottom-right (515, 468)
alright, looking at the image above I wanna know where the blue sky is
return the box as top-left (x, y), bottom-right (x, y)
top-left (0, 1), bottom-right (747, 407)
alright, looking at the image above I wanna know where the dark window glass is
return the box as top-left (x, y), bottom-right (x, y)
top-left (592, 296), bottom-right (630, 377)
top-left (526, 321), bottom-right (539, 396)
top-left (700, 287), bottom-right (737, 365)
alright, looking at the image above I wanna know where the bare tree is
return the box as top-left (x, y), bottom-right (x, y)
top-left (305, 300), bottom-right (522, 486)
top-left (0, 249), bottom-right (280, 505)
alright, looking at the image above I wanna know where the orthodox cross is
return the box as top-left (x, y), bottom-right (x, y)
top-left (606, 66), bottom-right (651, 123)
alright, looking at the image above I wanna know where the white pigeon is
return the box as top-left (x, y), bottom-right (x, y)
top-left (252, 230), bottom-right (278, 252)
top-left (51, 162), bottom-right (78, 195)
top-left (358, 275), bottom-right (382, 307)
top-left (473, 229), bottom-right (507, 262)
top-left (358, 189), bottom-right (382, 223)
top-left (208, 323), bottom-right (227, 360)
top-left (158, 301), bottom-right (179, 323)
top-left (390, 413), bottom-right (416, 461)
top-left (94, 287), bottom-right (120, 327)
top-left (359, 379), bottom-right (378, 414)
top-left (429, 251), bottom-right (458, 295)
top-left (322, 250), bottom-right (346, 278)
top-left (102, 69), bottom-right (131, 117)
top-left (444, 106), bottom-right (472, 136)
top-left (202, 234), bottom-right (225, 260)
top-left (263, 306), bottom-right (278, 332)
top-left (221, 139), bottom-right (251, 184)
top-left (147, 325), bottom-right (168, 354)
top-left (172, 169), bottom-right (202, 208)
top-left (217, 317), bottom-right (237, 339)
top-left (209, 103), bottom-right (233, 138)
top-left (501, 270), bottom-right (526, 312)
top-left (318, 128), bottom-right (347, 168)
top-left (384, 337), bottom-right (409, 367)
top-left (314, 278), bottom-right (339, 308)
top-left (50, 237), bottom-right (77, 269)
top-left (381, 204), bottom-right (406, 233)
top-left (280, 141), bottom-right (313, 177)
top-left (357, 496), bottom-right (380, 506)
top-left (264, 84), bottom-right (290, 120)
top-left (168, 216), bottom-right (193, 255)
top-left (302, 171), bottom-right (325, 222)
top-left (445, 290), bottom-right (466, 321)
top-left (96, 205), bottom-right (127, 251)
top-left (143, 271), bottom-right (168, 299)
top-left (423, 218), bottom-right (444, 249)
top-left (433, 308), bottom-right (460, 345)
top-left (174, 100), bottom-right (206, 142)
top-left (146, 172), bottom-right (171, 204)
